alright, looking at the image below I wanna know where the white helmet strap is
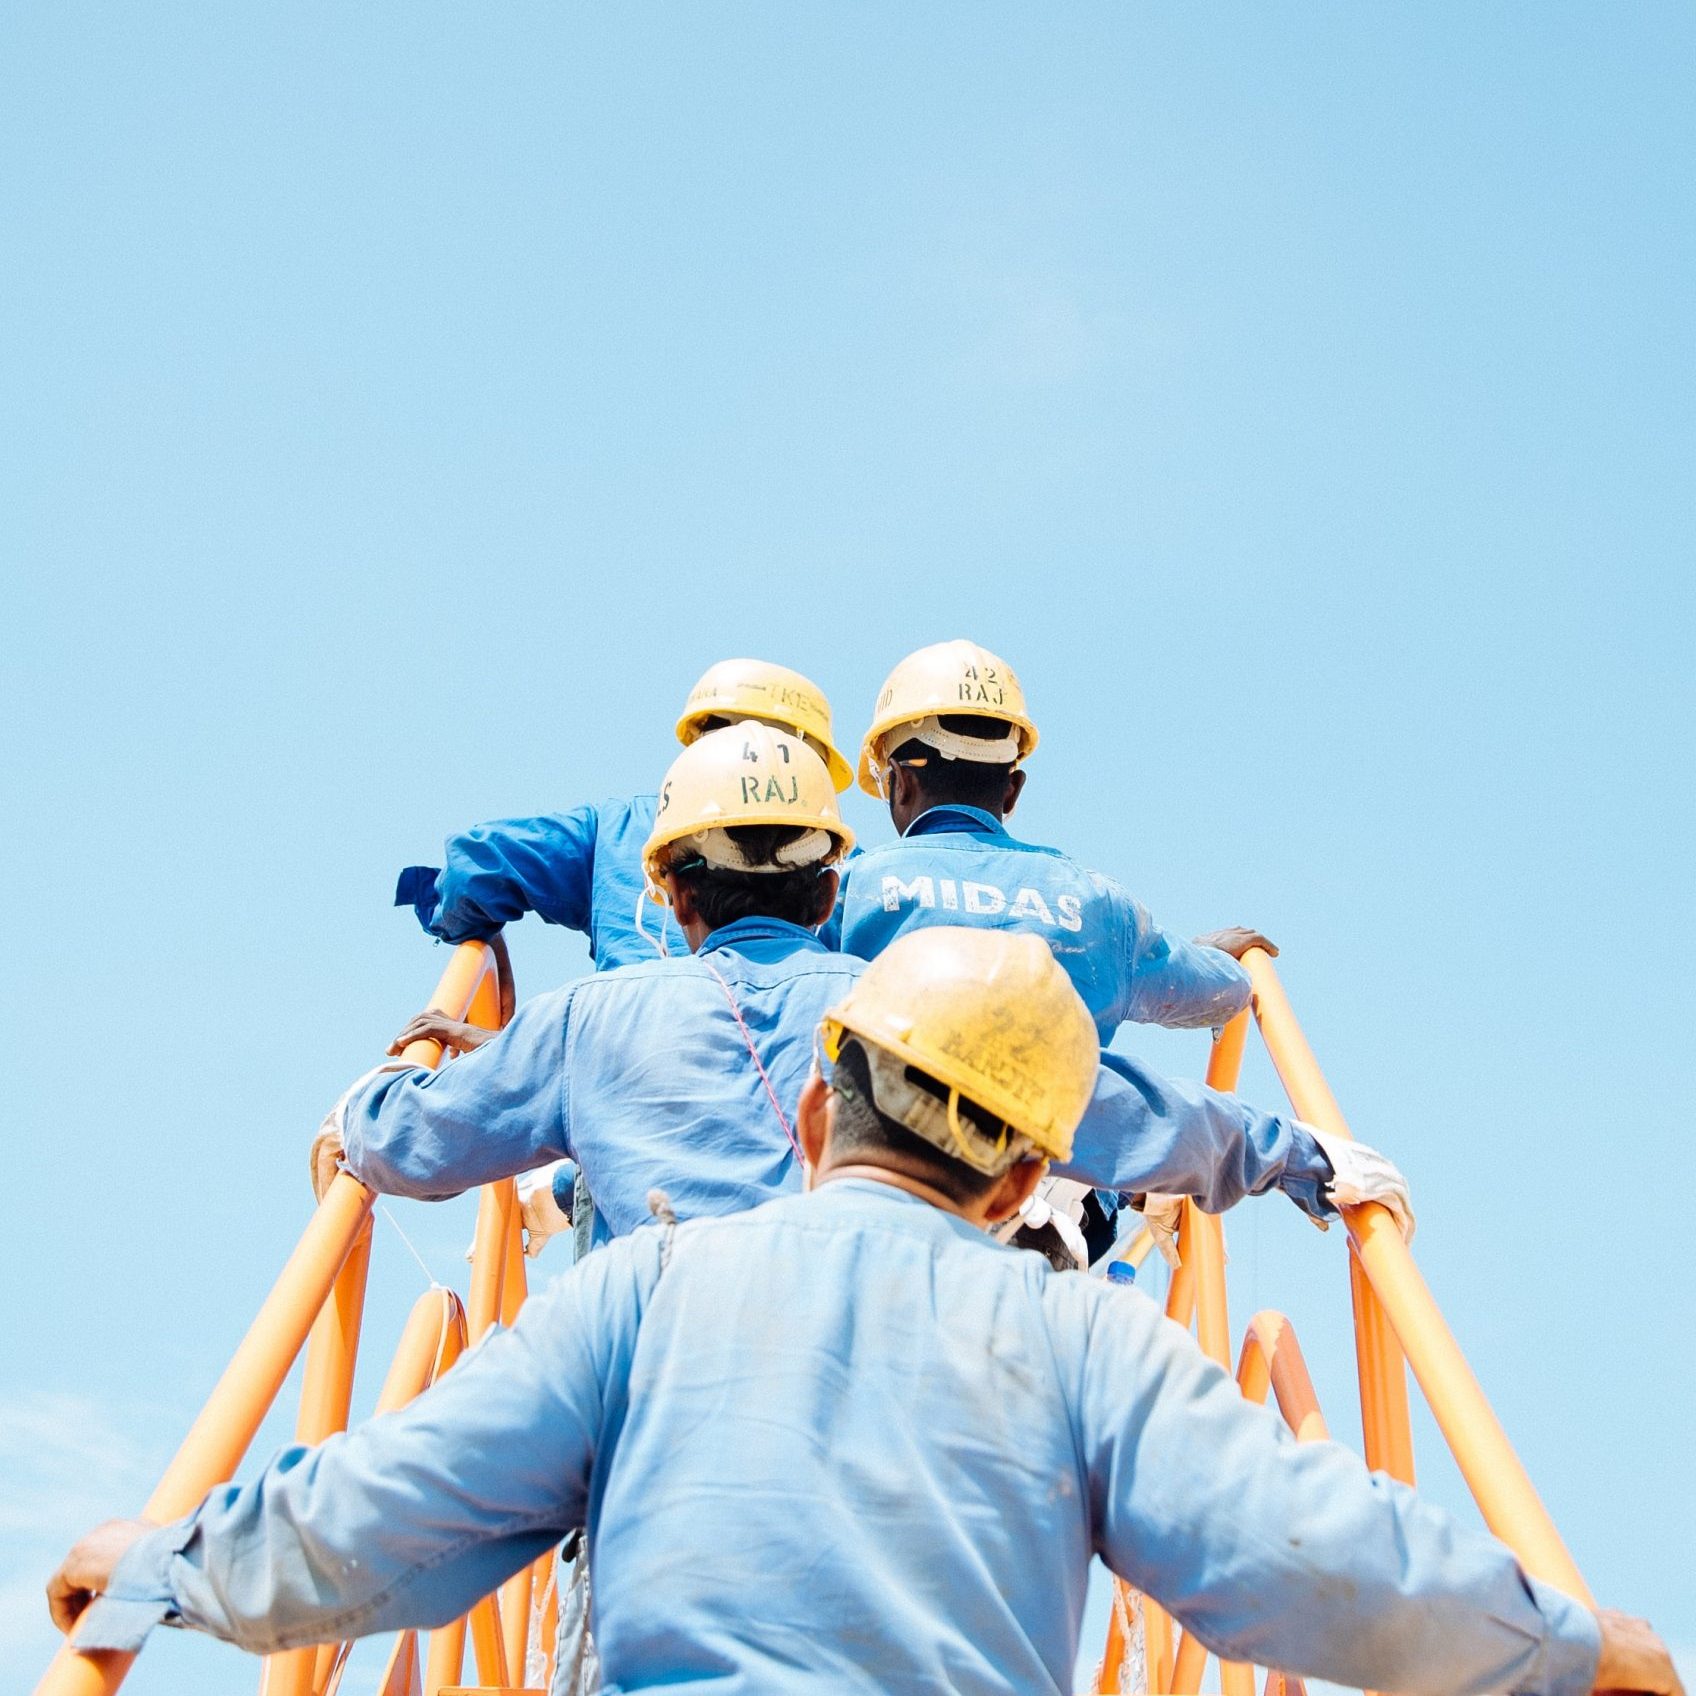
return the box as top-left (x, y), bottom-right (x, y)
top-left (855, 1041), bottom-right (1032, 1177)
top-left (896, 715), bottom-right (1022, 766)
top-left (672, 826), bottom-right (834, 874)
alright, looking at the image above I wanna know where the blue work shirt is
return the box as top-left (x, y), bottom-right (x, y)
top-left (338, 915), bottom-right (1338, 1235)
top-left (82, 1181), bottom-right (1599, 1696)
top-left (831, 805), bottom-right (1250, 1041)
top-left (345, 915), bottom-right (861, 1243)
top-left (395, 793), bottom-right (683, 967)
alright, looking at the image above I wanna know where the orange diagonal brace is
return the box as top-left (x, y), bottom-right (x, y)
top-left (1243, 949), bottom-right (1591, 1601)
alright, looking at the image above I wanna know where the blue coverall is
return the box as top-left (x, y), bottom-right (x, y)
top-left (832, 804), bottom-right (1252, 1042)
top-left (395, 794), bottom-right (682, 967)
top-left (79, 1181), bottom-right (1599, 1696)
top-left (337, 918), bottom-right (1337, 1242)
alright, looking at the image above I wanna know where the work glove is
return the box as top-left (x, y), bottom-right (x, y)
top-left (1305, 1124), bottom-right (1415, 1242)
top-left (1133, 1193), bottom-right (1187, 1269)
top-left (516, 1161), bottom-right (574, 1259)
top-left (310, 1060), bottom-right (415, 1201)
top-left (997, 1177), bottom-right (1091, 1270)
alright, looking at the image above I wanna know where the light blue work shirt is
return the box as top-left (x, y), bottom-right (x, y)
top-left (340, 913), bottom-right (1338, 1237)
top-left (81, 1181), bottom-right (1599, 1696)
top-left (395, 793), bottom-right (683, 967)
top-left (831, 805), bottom-right (1251, 1041)
top-left (347, 915), bottom-right (858, 1243)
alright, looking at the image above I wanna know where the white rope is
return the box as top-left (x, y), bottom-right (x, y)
top-left (378, 1202), bottom-right (443, 1290)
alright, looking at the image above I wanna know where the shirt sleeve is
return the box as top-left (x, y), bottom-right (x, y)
top-left (419, 806), bottom-right (602, 942)
top-left (1055, 1052), bottom-right (1335, 1220)
top-left (1111, 882), bottom-right (1252, 1030)
top-left (1072, 1285), bottom-right (1601, 1696)
top-left (340, 989), bottom-right (577, 1199)
top-left (72, 1233), bottom-right (665, 1657)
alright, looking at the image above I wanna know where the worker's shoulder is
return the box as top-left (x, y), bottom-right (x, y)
top-left (590, 791), bottom-right (659, 828)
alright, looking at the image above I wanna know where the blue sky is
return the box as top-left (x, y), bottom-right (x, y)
top-left (4, 4), bottom-right (1693, 1689)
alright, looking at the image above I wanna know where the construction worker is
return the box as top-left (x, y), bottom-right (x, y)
top-left (52, 929), bottom-right (1674, 1696)
top-left (391, 657), bottom-right (854, 1253)
top-left (842, 637), bottom-right (1265, 1037)
top-left (317, 725), bottom-right (1397, 1255)
top-left (841, 637), bottom-right (1275, 1261)
top-left (393, 657), bottom-right (855, 970)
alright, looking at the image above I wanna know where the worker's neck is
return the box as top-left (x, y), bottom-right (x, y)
top-left (811, 1160), bottom-right (989, 1227)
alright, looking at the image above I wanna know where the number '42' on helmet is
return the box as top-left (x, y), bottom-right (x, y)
top-left (858, 639), bottom-right (1039, 797)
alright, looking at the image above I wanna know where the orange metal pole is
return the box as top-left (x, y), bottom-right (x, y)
top-left (1236, 1312), bottom-right (1330, 1444)
top-left (1243, 950), bottom-right (1591, 1601)
top-left (1241, 953), bottom-right (1419, 1488)
top-left (497, 1225), bottom-right (534, 1679)
top-left (264, 1219), bottom-right (376, 1696)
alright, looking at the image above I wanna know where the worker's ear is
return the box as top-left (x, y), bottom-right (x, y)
top-left (983, 1157), bottom-right (1047, 1226)
top-left (889, 762), bottom-right (920, 822)
top-left (811, 869), bottom-right (840, 927)
top-left (797, 1070), bottom-right (833, 1173)
top-left (1001, 767), bottom-right (1028, 818)
top-left (664, 874), bottom-right (697, 927)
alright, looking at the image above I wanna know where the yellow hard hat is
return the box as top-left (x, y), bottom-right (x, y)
top-left (643, 723), bottom-right (856, 890)
top-left (857, 639), bottom-right (1038, 797)
top-left (820, 926), bottom-right (1098, 1170)
top-left (676, 658), bottom-right (854, 793)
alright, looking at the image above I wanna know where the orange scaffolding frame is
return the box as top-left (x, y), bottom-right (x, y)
top-left (35, 943), bottom-right (1591, 1696)
top-left (35, 940), bottom-right (551, 1696)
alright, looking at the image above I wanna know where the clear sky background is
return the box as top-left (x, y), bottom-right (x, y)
top-left (4, 5), bottom-right (1693, 1691)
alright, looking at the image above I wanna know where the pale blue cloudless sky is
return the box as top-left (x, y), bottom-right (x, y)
top-left (3, 4), bottom-right (1693, 1689)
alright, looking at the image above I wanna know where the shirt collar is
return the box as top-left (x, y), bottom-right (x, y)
top-left (697, 914), bottom-right (830, 957)
top-left (904, 804), bottom-right (1008, 840)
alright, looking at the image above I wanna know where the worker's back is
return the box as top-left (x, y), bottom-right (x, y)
top-left (338, 915), bottom-right (864, 1240)
top-left (561, 916), bottom-right (862, 1238)
top-left (835, 804), bottom-right (1248, 1040)
top-left (593, 1178), bottom-right (1099, 1694)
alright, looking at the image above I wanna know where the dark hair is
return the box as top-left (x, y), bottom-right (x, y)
top-left (826, 1038), bottom-right (1002, 1204)
top-left (669, 824), bottom-right (833, 930)
top-left (888, 713), bottom-right (1014, 811)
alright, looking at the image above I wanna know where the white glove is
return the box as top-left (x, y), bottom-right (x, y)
top-left (999, 1178), bottom-right (1091, 1270)
top-left (516, 1161), bottom-right (574, 1259)
top-left (1135, 1193), bottom-right (1186, 1269)
top-left (1305, 1124), bottom-right (1415, 1242)
top-left (311, 1060), bottom-right (415, 1200)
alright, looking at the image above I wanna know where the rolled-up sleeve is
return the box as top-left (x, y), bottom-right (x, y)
top-left (73, 1234), bottom-right (663, 1655)
top-left (421, 806), bottom-right (601, 942)
top-left (341, 989), bottom-right (577, 1199)
top-left (1073, 1284), bottom-right (1601, 1696)
top-left (1114, 884), bottom-right (1252, 1031)
top-left (1056, 1052), bottom-right (1335, 1220)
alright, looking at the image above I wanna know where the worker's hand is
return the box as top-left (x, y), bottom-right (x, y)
top-left (1304, 1125), bottom-right (1415, 1242)
top-left (1194, 927), bottom-right (1278, 960)
top-left (1593, 1609), bottom-right (1684, 1696)
top-left (387, 1012), bottom-right (495, 1057)
top-left (312, 1059), bottom-right (417, 1200)
top-left (310, 1123), bottom-right (345, 1202)
top-left (516, 1163), bottom-right (573, 1259)
top-left (47, 1517), bottom-right (153, 1634)
top-left (1133, 1193), bottom-right (1186, 1269)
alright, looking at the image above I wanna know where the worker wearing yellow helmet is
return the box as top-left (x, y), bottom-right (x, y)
top-left (393, 657), bottom-right (853, 974)
top-left (325, 723), bottom-right (861, 1252)
top-left (57, 926), bottom-right (1654, 1696)
top-left (837, 637), bottom-right (1280, 1262)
